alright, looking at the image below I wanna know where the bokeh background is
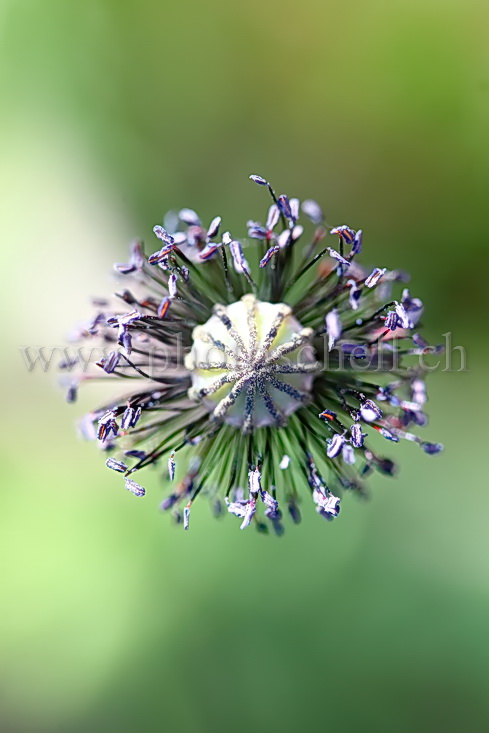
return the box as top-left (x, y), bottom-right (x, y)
top-left (1, 0), bottom-right (488, 731)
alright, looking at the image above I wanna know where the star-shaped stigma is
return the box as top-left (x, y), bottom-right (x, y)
top-left (185, 295), bottom-right (320, 432)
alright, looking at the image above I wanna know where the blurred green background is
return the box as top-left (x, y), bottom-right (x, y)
top-left (1, 0), bottom-right (488, 731)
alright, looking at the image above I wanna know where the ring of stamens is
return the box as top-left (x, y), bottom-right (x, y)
top-left (185, 295), bottom-right (319, 432)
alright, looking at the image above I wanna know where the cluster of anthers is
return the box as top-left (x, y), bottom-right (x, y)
top-left (63, 175), bottom-right (443, 534)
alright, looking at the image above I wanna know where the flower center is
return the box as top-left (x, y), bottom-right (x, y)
top-left (185, 294), bottom-right (318, 432)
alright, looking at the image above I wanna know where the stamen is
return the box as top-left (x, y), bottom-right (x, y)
top-left (330, 225), bottom-right (356, 244)
top-left (360, 399), bottom-right (383, 422)
top-left (183, 504), bottom-right (190, 530)
top-left (168, 450), bottom-right (176, 480)
top-left (106, 457), bottom-right (128, 473)
top-left (277, 194), bottom-right (293, 221)
top-left (158, 297), bottom-right (171, 319)
top-left (364, 267), bottom-right (386, 288)
top-left (207, 216), bottom-right (221, 239)
top-left (249, 174), bottom-right (268, 186)
top-left (124, 478), bottom-right (146, 497)
top-left (327, 433), bottom-right (345, 458)
top-left (280, 455), bottom-right (290, 469)
top-left (248, 466), bottom-right (262, 494)
top-left (351, 423), bottom-right (365, 447)
top-left (327, 247), bottom-right (350, 267)
top-left (153, 226), bottom-right (175, 244)
top-left (325, 308), bottom-right (341, 351)
top-left (260, 245), bottom-right (280, 268)
top-left (301, 199), bottom-right (324, 224)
